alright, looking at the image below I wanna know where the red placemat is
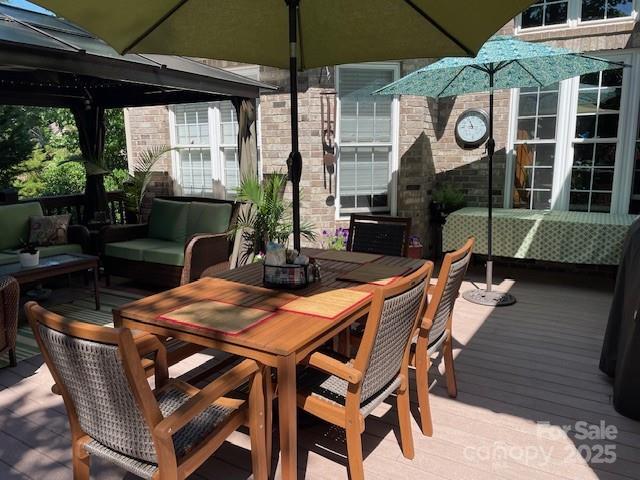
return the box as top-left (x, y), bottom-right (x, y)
top-left (159, 300), bottom-right (277, 336)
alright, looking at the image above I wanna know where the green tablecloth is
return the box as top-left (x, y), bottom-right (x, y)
top-left (442, 207), bottom-right (638, 265)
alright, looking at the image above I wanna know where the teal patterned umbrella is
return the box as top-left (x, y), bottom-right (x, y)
top-left (376, 35), bottom-right (624, 307)
top-left (375, 35), bottom-right (620, 97)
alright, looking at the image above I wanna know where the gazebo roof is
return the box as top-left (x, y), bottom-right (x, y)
top-left (0, 4), bottom-right (275, 108)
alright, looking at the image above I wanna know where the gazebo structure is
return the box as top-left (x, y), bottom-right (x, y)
top-left (0, 4), bottom-right (273, 221)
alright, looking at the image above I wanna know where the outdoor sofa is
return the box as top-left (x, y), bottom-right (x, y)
top-left (0, 201), bottom-right (89, 265)
top-left (100, 196), bottom-right (238, 288)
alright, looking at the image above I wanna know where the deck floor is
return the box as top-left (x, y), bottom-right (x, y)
top-left (1, 266), bottom-right (639, 480)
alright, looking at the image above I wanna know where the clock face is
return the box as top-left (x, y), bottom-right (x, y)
top-left (455, 109), bottom-right (489, 148)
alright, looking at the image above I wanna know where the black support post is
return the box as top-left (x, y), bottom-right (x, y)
top-left (287, 0), bottom-right (302, 251)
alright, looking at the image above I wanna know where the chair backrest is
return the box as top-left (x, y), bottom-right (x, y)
top-left (424, 237), bottom-right (475, 344)
top-left (0, 276), bottom-right (19, 352)
top-left (24, 302), bottom-right (163, 463)
top-left (354, 261), bottom-right (433, 402)
top-left (347, 214), bottom-right (412, 257)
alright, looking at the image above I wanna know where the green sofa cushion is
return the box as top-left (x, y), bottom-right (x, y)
top-left (143, 244), bottom-right (185, 266)
top-left (0, 202), bottom-right (43, 251)
top-left (0, 253), bottom-right (16, 266)
top-left (186, 202), bottom-right (232, 237)
top-left (148, 199), bottom-right (189, 244)
top-left (105, 239), bottom-right (175, 262)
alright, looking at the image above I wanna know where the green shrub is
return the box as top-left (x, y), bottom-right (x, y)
top-left (432, 184), bottom-right (466, 212)
top-left (105, 168), bottom-right (130, 192)
top-left (40, 161), bottom-right (85, 196)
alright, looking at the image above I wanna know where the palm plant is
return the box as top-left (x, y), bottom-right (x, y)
top-left (123, 145), bottom-right (173, 218)
top-left (232, 173), bottom-right (315, 254)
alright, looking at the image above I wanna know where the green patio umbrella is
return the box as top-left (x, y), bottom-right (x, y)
top-left (375, 35), bottom-right (624, 306)
top-left (31, 0), bottom-right (538, 251)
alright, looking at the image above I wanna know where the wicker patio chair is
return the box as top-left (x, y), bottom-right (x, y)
top-left (296, 261), bottom-right (433, 480)
top-left (25, 302), bottom-right (267, 480)
top-left (411, 237), bottom-right (474, 437)
top-left (0, 276), bottom-right (19, 367)
top-left (347, 213), bottom-right (412, 257)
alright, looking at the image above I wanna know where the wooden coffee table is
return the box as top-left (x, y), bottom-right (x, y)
top-left (0, 253), bottom-right (100, 310)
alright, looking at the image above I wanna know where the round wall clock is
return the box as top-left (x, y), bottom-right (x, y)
top-left (454, 108), bottom-right (490, 150)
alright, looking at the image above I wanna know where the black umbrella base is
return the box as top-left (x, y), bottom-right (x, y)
top-left (462, 288), bottom-right (516, 307)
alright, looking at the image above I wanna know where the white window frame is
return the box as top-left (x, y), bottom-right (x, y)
top-left (515, 0), bottom-right (637, 34)
top-left (169, 104), bottom-right (261, 197)
top-left (335, 62), bottom-right (400, 220)
top-left (168, 104), bottom-right (217, 196)
top-left (505, 50), bottom-right (639, 214)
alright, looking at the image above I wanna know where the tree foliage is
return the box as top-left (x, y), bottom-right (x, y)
top-left (0, 106), bottom-right (41, 187)
top-left (0, 106), bottom-right (128, 197)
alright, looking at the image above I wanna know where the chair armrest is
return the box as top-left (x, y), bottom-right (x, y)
top-left (132, 331), bottom-right (168, 387)
top-left (181, 233), bottom-right (231, 285)
top-left (154, 359), bottom-right (259, 438)
top-left (67, 225), bottom-right (90, 253)
top-left (306, 351), bottom-right (362, 384)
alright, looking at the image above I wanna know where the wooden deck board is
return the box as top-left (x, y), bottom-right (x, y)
top-left (0, 267), bottom-right (638, 479)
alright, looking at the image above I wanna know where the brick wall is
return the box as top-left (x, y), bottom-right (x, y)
top-left (124, 17), bottom-right (639, 257)
top-left (124, 106), bottom-right (172, 173)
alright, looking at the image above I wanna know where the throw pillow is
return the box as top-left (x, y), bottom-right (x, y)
top-left (29, 214), bottom-right (71, 246)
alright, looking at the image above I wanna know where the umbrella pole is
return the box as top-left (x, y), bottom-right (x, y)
top-left (487, 71), bottom-right (495, 292)
top-left (462, 65), bottom-right (516, 307)
top-left (287, 0), bottom-right (302, 252)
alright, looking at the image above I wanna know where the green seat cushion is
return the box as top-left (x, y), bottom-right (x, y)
top-left (143, 243), bottom-right (185, 266)
top-left (38, 244), bottom-right (83, 258)
top-left (0, 253), bottom-right (16, 266)
top-left (148, 199), bottom-right (189, 243)
top-left (105, 239), bottom-right (175, 262)
top-left (186, 202), bottom-right (232, 237)
top-left (0, 202), bottom-right (43, 251)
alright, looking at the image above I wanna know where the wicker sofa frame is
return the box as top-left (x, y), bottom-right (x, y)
top-left (100, 196), bottom-right (240, 288)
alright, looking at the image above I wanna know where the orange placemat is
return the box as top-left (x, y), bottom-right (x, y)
top-left (313, 250), bottom-right (382, 264)
top-left (337, 263), bottom-right (411, 286)
top-left (159, 300), bottom-right (277, 335)
top-left (279, 289), bottom-right (372, 319)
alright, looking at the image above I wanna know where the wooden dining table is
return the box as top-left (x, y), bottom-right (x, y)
top-left (114, 248), bottom-right (425, 480)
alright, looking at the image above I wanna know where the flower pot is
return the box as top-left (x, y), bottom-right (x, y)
top-left (407, 245), bottom-right (423, 259)
top-left (18, 251), bottom-right (39, 268)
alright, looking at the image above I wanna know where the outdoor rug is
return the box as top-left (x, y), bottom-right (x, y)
top-left (0, 287), bottom-right (142, 368)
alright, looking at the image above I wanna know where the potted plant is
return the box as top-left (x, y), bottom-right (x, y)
top-left (431, 184), bottom-right (466, 224)
top-left (430, 184), bottom-right (466, 259)
top-left (122, 145), bottom-right (174, 223)
top-left (18, 240), bottom-right (39, 268)
top-left (231, 173), bottom-right (316, 255)
top-left (321, 227), bottom-right (349, 251)
top-left (232, 174), bottom-right (317, 288)
top-left (407, 235), bottom-right (423, 259)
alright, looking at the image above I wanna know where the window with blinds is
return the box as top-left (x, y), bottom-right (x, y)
top-left (217, 102), bottom-right (240, 197)
top-left (173, 104), bottom-right (212, 195)
top-left (171, 101), bottom-right (250, 199)
top-left (337, 66), bottom-right (396, 214)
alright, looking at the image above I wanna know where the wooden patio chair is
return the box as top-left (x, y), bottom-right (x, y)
top-left (25, 302), bottom-right (267, 480)
top-left (0, 276), bottom-right (19, 367)
top-left (411, 237), bottom-right (474, 437)
top-left (296, 261), bottom-right (433, 480)
top-left (347, 213), bottom-right (412, 257)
